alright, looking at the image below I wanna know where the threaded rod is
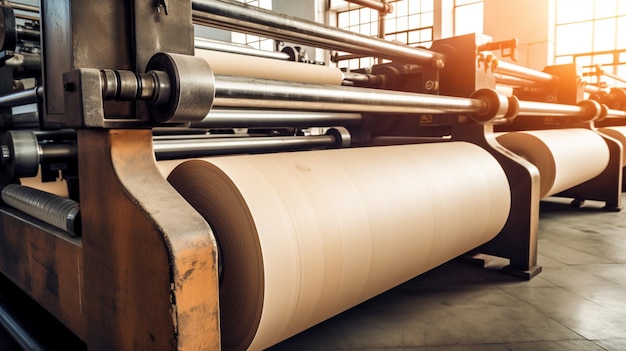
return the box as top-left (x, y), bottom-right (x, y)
top-left (1, 184), bottom-right (80, 236)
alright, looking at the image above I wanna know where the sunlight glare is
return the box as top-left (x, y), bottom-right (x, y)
top-left (556, 0), bottom-right (620, 57)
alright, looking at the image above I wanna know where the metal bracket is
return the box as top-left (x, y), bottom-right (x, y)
top-left (63, 68), bottom-right (150, 128)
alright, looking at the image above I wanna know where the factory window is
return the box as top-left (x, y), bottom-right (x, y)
top-left (554, 0), bottom-right (626, 87)
top-left (230, 0), bottom-right (275, 51)
top-left (331, 0), bottom-right (434, 71)
top-left (454, 0), bottom-right (483, 36)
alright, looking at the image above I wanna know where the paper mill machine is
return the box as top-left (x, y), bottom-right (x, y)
top-left (3, 0), bottom-right (624, 350)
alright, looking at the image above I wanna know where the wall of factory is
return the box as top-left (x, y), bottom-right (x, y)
top-left (194, 25), bottom-right (232, 42)
top-left (483, 0), bottom-right (555, 70)
top-left (272, 0), bottom-right (321, 61)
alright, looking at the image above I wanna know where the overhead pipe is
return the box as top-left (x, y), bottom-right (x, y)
top-left (191, 0), bottom-right (444, 67)
top-left (343, 0), bottom-right (392, 43)
top-left (495, 61), bottom-right (554, 84)
top-left (8, 2), bottom-right (38, 13)
top-left (344, 0), bottom-right (393, 14)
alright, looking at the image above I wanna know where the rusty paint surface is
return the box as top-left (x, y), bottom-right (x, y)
top-left (80, 129), bottom-right (220, 350)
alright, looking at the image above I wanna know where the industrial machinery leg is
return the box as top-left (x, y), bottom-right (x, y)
top-left (453, 123), bottom-right (542, 280)
top-left (78, 129), bottom-right (220, 350)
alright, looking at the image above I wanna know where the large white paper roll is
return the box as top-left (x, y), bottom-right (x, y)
top-left (496, 128), bottom-right (609, 198)
top-left (164, 142), bottom-right (511, 351)
top-left (598, 126), bottom-right (626, 165)
top-left (195, 49), bottom-right (344, 85)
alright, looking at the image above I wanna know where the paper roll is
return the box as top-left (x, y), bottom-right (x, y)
top-left (496, 128), bottom-right (609, 198)
top-left (19, 169), bottom-right (69, 198)
top-left (195, 49), bottom-right (344, 85)
top-left (165, 142), bottom-right (511, 351)
top-left (598, 126), bottom-right (626, 165)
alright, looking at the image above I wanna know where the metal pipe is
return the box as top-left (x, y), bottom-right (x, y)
top-left (606, 108), bottom-right (626, 119)
top-left (496, 61), bottom-right (554, 84)
top-left (191, 0), bottom-right (444, 67)
top-left (0, 86), bottom-right (42, 108)
top-left (16, 27), bottom-right (39, 42)
top-left (15, 13), bottom-right (38, 21)
top-left (0, 298), bottom-right (46, 351)
top-left (212, 74), bottom-right (485, 114)
top-left (494, 73), bottom-right (541, 88)
top-left (345, 0), bottom-right (393, 14)
top-left (194, 37), bottom-right (290, 60)
top-left (33, 129), bottom-right (77, 141)
top-left (8, 2), bottom-right (38, 13)
top-left (40, 144), bottom-right (77, 160)
top-left (191, 108), bottom-right (363, 128)
top-left (517, 100), bottom-right (586, 117)
top-left (583, 84), bottom-right (606, 95)
top-left (154, 134), bottom-right (337, 159)
top-left (153, 133), bottom-right (247, 141)
top-left (342, 71), bottom-right (383, 87)
top-left (4, 52), bottom-right (42, 74)
top-left (1, 183), bottom-right (80, 236)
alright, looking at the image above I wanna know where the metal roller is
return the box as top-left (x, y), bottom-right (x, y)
top-left (0, 298), bottom-right (46, 351)
top-left (1, 130), bottom-right (77, 178)
top-left (191, 0), bottom-right (445, 67)
top-left (584, 84), bottom-right (606, 95)
top-left (606, 108), bottom-right (626, 119)
top-left (0, 86), bottom-right (43, 108)
top-left (1, 183), bottom-right (80, 236)
top-left (16, 27), bottom-right (40, 41)
top-left (103, 52), bottom-right (612, 125)
top-left (211, 74), bottom-right (488, 114)
top-left (517, 99), bottom-right (602, 121)
top-left (191, 109), bottom-right (362, 128)
top-left (145, 53), bottom-right (215, 123)
top-left (99, 52), bottom-right (491, 122)
top-left (7, 2), bottom-right (38, 13)
top-left (3, 130), bottom-right (39, 178)
top-left (194, 37), bottom-right (290, 60)
top-left (94, 53), bottom-right (216, 123)
top-left (494, 73), bottom-right (541, 88)
top-left (495, 61), bottom-right (555, 84)
top-left (469, 88), bottom-right (514, 123)
top-left (154, 127), bottom-right (351, 159)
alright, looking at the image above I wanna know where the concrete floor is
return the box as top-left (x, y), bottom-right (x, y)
top-left (268, 195), bottom-right (626, 351)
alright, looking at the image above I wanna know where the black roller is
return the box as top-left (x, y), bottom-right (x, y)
top-left (0, 5), bottom-right (16, 52)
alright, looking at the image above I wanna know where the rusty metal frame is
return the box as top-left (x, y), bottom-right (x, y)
top-left (0, 0), bottom-right (222, 349)
top-left (452, 123), bottom-right (542, 279)
top-left (79, 129), bottom-right (219, 349)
